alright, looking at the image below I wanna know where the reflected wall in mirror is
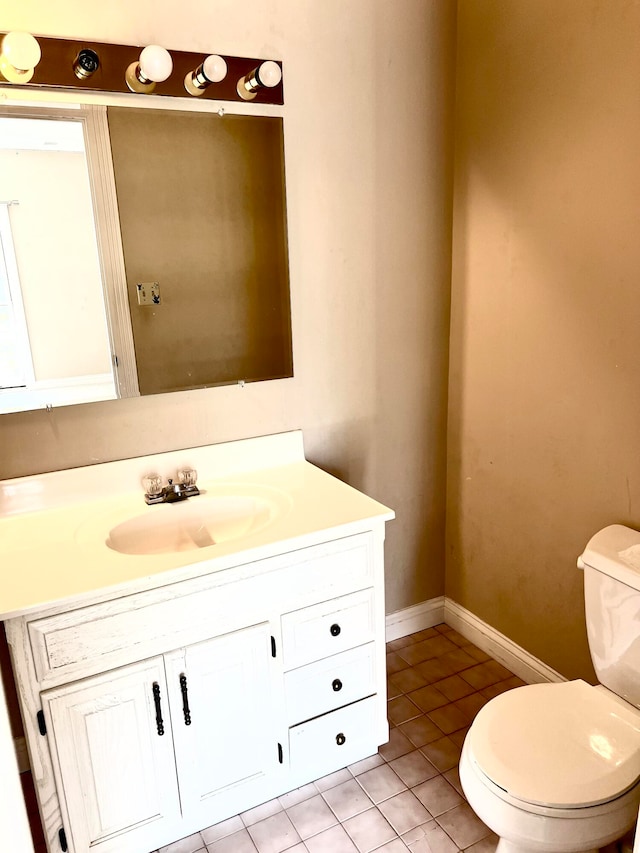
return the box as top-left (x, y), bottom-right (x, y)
top-left (0, 103), bottom-right (293, 415)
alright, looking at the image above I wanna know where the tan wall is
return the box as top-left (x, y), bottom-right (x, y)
top-left (0, 1), bottom-right (456, 618)
top-left (447, 0), bottom-right (640, 680)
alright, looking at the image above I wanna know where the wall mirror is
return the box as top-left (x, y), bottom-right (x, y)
top-left (0, 98), bottom-right (292, 415)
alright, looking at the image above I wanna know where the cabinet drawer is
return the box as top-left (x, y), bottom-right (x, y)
top-left (289, 696), bottom-right (378, 777)
top-left (281, 588), bottom-right (376, 670)
top-left (284, 642), bottom-right (376, 724)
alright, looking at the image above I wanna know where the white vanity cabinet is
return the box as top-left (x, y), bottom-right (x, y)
top-left (6, 529), bottom-right (389, 853)
top-left (0, 432), bottom-right (394, 853)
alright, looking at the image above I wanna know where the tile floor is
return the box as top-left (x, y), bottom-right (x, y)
top-left (150, 623), bottom-right (523, 853)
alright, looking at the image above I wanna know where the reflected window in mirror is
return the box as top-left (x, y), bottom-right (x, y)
top-left (0, 113), bottom-right (116, 414)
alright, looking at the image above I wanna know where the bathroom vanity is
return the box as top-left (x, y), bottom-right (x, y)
top-left (0, 431), bottom-right (393, 853)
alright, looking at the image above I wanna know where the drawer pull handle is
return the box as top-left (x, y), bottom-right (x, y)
top-left (332, 678), bottom-right (343, 692)
top-left (180, 674), bottom-right (192, 725)
top-left (330, 623), bottom-right (341, 637)
top-left (152, 682), bottom-right (164, 736)
top-left (336, 732), bottom-right (346, 746)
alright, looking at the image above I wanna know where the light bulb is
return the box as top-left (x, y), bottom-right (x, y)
top-left (184, 54), bottom-right (227, 96)
top-left (255, 60), bottom-right (281, 88)
top-left (237, 60), bottom-right (282, 101)
top-left (0, 32), bottom-right (42, 84)
top-left (125, 45), bottom-right (173, 93)
top-left (139, 45), bottom-right (173, 82)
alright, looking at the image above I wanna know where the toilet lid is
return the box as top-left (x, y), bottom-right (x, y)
top-left (467, 680), bottom-right (640, 808)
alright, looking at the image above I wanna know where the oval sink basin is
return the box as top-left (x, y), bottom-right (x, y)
top-left (106, 493), bottom-right (283, 555)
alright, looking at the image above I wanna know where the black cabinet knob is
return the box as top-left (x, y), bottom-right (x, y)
top-left (332, 678), bottom-right (343, 692)
top-left (336, 732), bottom-right (346, 746)
top-left (330, 623), bottom-right (341, 637)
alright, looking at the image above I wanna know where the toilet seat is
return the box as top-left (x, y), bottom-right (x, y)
top-left (466, 680), bottom-right (640, 810)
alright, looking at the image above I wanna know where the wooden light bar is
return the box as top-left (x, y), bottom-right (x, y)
top-left (0, 33), bottom-right (284, 105)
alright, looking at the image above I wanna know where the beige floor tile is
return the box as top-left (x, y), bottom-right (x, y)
top-left (408, 684), bottom-right (449, 714)
top-left (343, 807), bottom-right (396, 852)
top-left (434, 674), bottom-right (477, 702)
top-left (201, 815), bottom-right (243, 845)
top-left (388, 750), bottom-right (439, 787)
top-left (356, 764), bottom-right (406, 804)
top-left (388, 677), bottom-right (403, 699)
top-left (388, 695), bottom-right (422, 725)
top-left (349, 753), bottom-right (384, 776)
top-left (305, 823), bottom-right (359, 853)
top-left (390, 667), bottom-right (430, 694)
top-left (411, 628), bottom-right (441, 643)
top-left (388, 651), bottom-right (411, 675)
top-left (459, 663), bottom-right (502, 690)
top-left (375, 839), bottom-right (410, 852)
top-left (427, 703), bottom-right (469, 735)
top-left (247, 811), bottom-right (301, 853)
top-left (286, 793), bottom-right (337, 840)
top-left (322, 778), bottom-right (373, 822)
top-left (449, 727), bottom-right (470, 749)
top-left (404, 819), bottom-right (459, 853)
top-left (435, 648), bottom-right (478, 674)
top-left (241, 797), bottom-right (282, 827)
top-left (463, 833), bottom-right (499, 852)
top-left (379, 726), bottom-right (415, 761)
top-left (314, 767), bottom-right (352, 792)
top-left (443, 766), bottom-right (463, 796)
top-left (159, 835), bottom-right (205, 853)
top-left (435, 803), bottom-right (491, 849)
top-left (388, 635), bottom-right (421, 651)
top-left (442, 629), bottom-right (471, 648)
top-left (412, 776), bottom-right (464, 817)
top-left (420, 736), bottom-right (462, 773)
top-left (454, 693), bottom-right (488, 724)
top-left (377, 790), bottom-right (432, 835)
top-left (415, 657), bottom-right (459, 683)
top-left (463, 644), bottom-right (491, 663)
top-left (278, 782), bottom-right (319, 809)
top-left (398, 637), bottom-right (458, 667)
top-left (398, 715), bottom-right (444, 748)
top-left (205, 828), bottom-right (257, 853)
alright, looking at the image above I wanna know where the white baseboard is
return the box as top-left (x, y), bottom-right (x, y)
top-left (385, 597), bottom-right (444, 642)
top-left (386, 596), bottom-right (564, 685)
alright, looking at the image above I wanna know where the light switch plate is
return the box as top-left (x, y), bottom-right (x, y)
top-left (136, 282), bottom-right (161, 306)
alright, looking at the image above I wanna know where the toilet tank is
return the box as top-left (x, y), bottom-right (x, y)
top-left (579, 524), bottom-right (640, 709)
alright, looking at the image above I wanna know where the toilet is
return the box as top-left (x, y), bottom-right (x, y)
top-left (459, 524), bottom-right (640, 853)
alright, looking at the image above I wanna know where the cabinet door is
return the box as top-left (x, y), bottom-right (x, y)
top-left (166, 623), bottom-right (279, 823)
top-left (43, 657), bottom-right (181, 853)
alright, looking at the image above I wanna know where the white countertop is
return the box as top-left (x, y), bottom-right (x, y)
top-left (0, 432), bottom-right (394, 620)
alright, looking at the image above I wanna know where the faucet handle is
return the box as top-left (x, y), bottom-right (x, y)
top-left (177, 467), bottom-right (198, 488)
top-left (142, 473), bottom-right (163, 497)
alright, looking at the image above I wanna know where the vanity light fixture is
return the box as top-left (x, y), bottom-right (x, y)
top-left (72, 48), bottom-right (100, 80)
top-left (125, 44), bottom-right (173, 93)
top-left (237, 60), bottom-right (282, 101)
top-left (184, 54), bottom-right (227, 96)
top-left (0, 31), bottom-right (41, 84)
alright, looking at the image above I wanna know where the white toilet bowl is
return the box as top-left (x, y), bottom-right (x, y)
top-left (459, 680), bottom-right (640, 853)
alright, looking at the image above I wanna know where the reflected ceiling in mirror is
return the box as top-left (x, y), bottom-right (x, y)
top-left (0, 100), bottom-right (292, 415)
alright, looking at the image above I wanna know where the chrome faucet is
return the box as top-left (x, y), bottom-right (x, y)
top-left (142, 469), bottom-right (200, 505)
